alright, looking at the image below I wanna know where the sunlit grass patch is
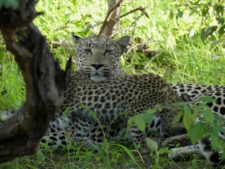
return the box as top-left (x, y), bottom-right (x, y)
top-left (0, 52), bottom-right (24, 111)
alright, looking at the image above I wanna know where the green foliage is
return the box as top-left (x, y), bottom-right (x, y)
top-left (174, 97), bottom-right (225, 158)
top-left (146, 138), bottom-right (158, 152)
top-left (168, 0), bottom-right (225, 42)
top-left (183, 110), bottom-right (195, 130)
top-left (35, 150), bottom-right (45, 162)
top-left (188, 123), bottom-right (208, 144)
top-left (0, 56), bottom-right (24, 111)
top-left (0, 0), bottom-right (18, 9)
top-left (127, 108), bottom-right (156, 133)
top-left (112, 143), bottom-right (141, 169)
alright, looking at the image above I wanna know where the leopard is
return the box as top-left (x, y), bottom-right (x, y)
top-left (71, 35), bottom-right (225, 165)
top-left (1, 34), bottom-right (224, 165)
top-left (71, 34), bottom-right (225, 164)
top-left (70, 34), bottom-right (225, 165)
top-left (41, 72), bottom-right (225, 166)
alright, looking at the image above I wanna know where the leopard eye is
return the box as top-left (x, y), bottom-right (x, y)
top-left (84, 49), bottom-right (92, 53)
top-left (104, 49), bottom-right (112, 55)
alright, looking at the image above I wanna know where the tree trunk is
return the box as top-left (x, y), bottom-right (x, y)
top-left (0, 0), bottom-right (70, 163)
top-left (99, 0), bottom-right (123, 36)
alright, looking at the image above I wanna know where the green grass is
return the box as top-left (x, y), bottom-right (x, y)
top-left (0, 0), bottom-right (225, 168)
top-left (0, 48), bottom-right (25, 111)
top-left (0, 142), bottom-right (215, 169)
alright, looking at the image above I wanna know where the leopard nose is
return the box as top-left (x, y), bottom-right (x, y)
top-left (91, 64), bottom-right (103, 70)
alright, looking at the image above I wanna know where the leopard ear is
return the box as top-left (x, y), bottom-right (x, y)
top-left (72, 33), bottom-right (82, 46)
top-left (117, 36), bottom-right (130, 53)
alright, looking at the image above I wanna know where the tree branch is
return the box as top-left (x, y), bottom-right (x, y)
top-left (119, 6), bottom-right (149, 19)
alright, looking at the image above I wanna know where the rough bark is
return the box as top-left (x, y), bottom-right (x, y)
top-left (99, 0), bottom-right (123, 36)
top-left (0, 0), bottom-right (70, 163)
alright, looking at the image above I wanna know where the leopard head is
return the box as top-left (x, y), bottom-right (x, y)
top-left (72, 34), bottom-right (130, 81)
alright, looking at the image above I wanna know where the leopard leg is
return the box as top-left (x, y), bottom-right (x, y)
top-left (41, 130), bottom-right (67, 147)
top-left (168, 145), bottom-right (201, 160)
top-left (198, 138), bottom-right (222, 165)
top-left (169, 139), bottom-right (224, 165)
top-left (42, 116), bottom-right (124, 147)
top-left (161, 134), bottom-right (188, 147)
top-left (145, 116), bottom-right (164, 141)
top-left (69, 118), bottom-right (102, 145)
top-left (0, 109), bottom-right (18, 121)
top-left (129, 124), bottom-right (145, 144)
top-left (40, 117), bottom-right (72, 147)
top-left (41, 117), bottom-right (100, 147)
top-left (129, 116), bottom-right (163, 144)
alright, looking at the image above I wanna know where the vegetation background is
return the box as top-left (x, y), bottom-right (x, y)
top-left (0, 0), bottom-right (224, 168)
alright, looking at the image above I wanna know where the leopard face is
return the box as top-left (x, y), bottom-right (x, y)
top-left (72, 34), bottom-right (129, 81)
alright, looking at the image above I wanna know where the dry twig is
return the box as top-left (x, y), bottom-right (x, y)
top-left (119, 6), bottom-right (149, 19)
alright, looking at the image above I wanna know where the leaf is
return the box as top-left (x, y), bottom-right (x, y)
top-left (183, 111), bottom-right (194, 130)
top-left (202, 27), bottom-right (215, 41)
top-left (143, 110), bottom-right (155, 123)
top-left (201, 26), bottom-right (218, 41)
top-left (216, 17), bottom-right (224, 25)
top-left (177, 9), bottom-right (183, 18)
top-left (127, 110), bottom-right (155, 135)
top-left (134, 115), bottom-right (146, 132)
top-left (190, 159), bottom-right (198, 169)
top-left (199, 96), bottom-right (214, 103)
top-left (146, 138), bottom-right (158, 152)
top-left (210, 130), bottom-right (221, 150)
top-left (127, 117), bottom-right (134, 129)
top-left (169, 10), bottom-right (174, 19)
top-left (218, 25), bottom-right (225, 36)
top-left (158, 147), bottom-right (169, 155)
top-left (221, 152), bottom-right (225, 161)
top-left (203, 109), bottom-right (214, 124)
top-left (0, 0), bottom-right (18, 9)
top-left (214, 4), bottom-right (224, 15)
top-left (35, 150), bottom-right (45, 161)
top-left (188, 123), bottom-right (207, 144)
top-left (173, 111), bottom-right (183, 124)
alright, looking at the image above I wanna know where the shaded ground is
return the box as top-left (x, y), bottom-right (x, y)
top-left (0, 144), bottom-right (217, 169)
